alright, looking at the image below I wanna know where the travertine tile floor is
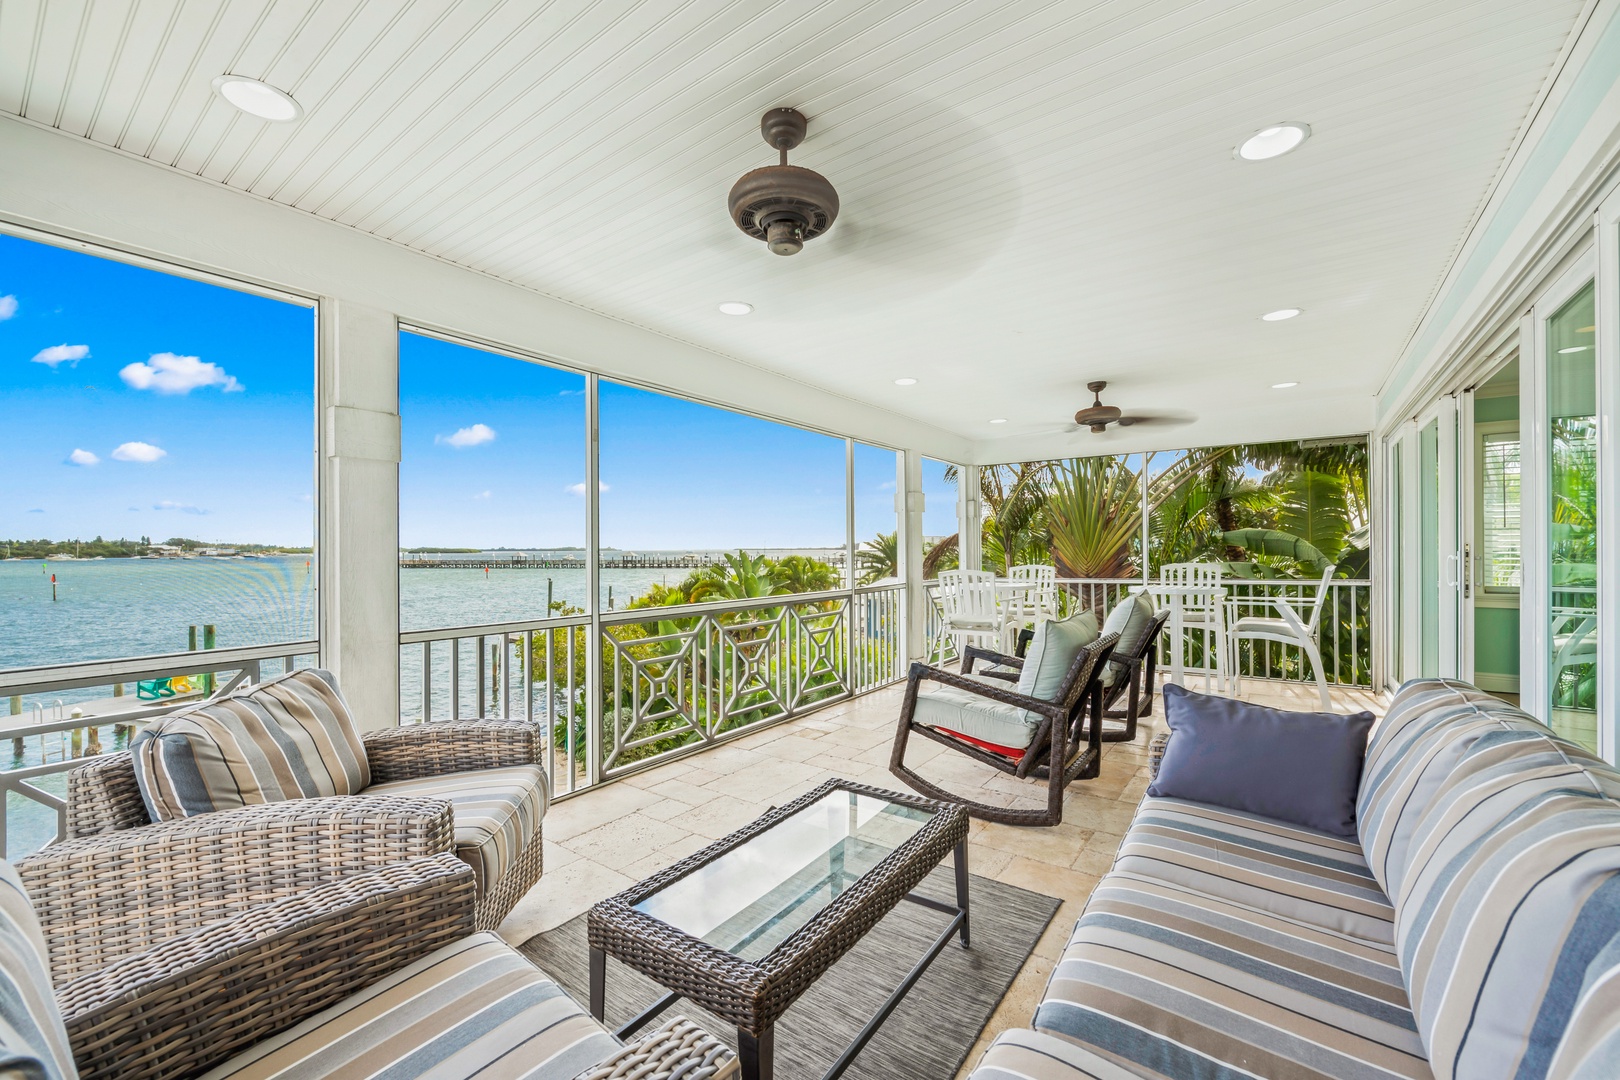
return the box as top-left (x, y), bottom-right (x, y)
top-left (497, 678), bottom-right (1386, 1078)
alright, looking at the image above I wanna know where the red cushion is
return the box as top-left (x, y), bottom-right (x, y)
top-left (936, 726), bottom-right (1028, 759)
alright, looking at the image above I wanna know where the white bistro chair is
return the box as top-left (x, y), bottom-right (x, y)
top-left (1159, 562), bottom-right (1228, 693)
top-left (1226, 565), bottom-right (1337, 708)
top-left (934, 569), bottom-right (1002, 661)
top-left (1001, 564), bottom-right (1060, 651)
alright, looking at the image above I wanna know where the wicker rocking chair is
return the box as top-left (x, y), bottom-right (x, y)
top-left (889, 633), bottom-right (1118, 827)
top-left (1013, 607), bottom-right (1171, 743)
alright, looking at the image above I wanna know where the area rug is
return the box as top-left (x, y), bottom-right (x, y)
top-left (518, 864), bottom-right (1060, 1080)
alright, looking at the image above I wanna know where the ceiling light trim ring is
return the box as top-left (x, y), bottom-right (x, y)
top-left (212, 74), bottom-right (302, 122)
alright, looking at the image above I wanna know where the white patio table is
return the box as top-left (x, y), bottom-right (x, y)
top-left (1131, 582), bottom-right (1228, 690)
top-left (992, 578), bottom-right (1044, 653)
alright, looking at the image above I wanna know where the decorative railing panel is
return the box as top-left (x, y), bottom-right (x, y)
top-left (401, 584), bottom-right (907, 798)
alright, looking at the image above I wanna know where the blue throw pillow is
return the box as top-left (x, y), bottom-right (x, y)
top-left (1147, 685), bottom-right (1375, 837)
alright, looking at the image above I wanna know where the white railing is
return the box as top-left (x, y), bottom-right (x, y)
top-left (926, 577), bottom-right (1373, 688)
top-left (0, 642), bottom-right (319, 857)
top-left (399, 583), bottom-right (907, 799)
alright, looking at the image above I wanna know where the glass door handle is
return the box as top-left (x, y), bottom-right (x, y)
top-left (1445, 553), bottom-right (1461, 588)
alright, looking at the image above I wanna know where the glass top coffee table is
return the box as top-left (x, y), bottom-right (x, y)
top-left (587, 779), bottom-right (970, 1080)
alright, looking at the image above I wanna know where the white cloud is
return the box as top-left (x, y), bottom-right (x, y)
top-left (111, 441), bottom-right (166, 463)
top-left (153, 500), bottom-right (207, 515)
top-left (436, 423), bottom-right (496, 448)
top-left (0, 296), bottom-right (16, 320)
top-left (120, 353), bottom-right (242, 394)
top-left (566, 480), bottom-right (610, 496)
top-left (67, 449), bottom-right (99, 466)
top-left (472, 490), bottom-right (492, 500)
top-left (32, 343), bottom-right (89, 367)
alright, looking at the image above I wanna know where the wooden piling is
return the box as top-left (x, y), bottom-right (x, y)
top-left (203, 624), bottom-right (217, 694)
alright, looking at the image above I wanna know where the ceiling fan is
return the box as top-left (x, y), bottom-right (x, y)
top-left (1073, 381), bottom-right (1184, 433)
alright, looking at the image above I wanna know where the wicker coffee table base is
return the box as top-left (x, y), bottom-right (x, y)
top-left (590, 839), bottom-right (970, 1080)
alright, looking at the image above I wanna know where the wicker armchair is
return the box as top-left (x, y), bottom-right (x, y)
top-left (8, 849), bottom-right (736, 1080)
top-left (61, 715), bottom-right (547, 933)
top-left (890, 634), bottom-right (1117, 827)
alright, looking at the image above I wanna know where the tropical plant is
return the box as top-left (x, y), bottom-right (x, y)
top-left (1044, 457), bottom-right (1142, 578)
top-left (856, 531), bottom-right (899, 583)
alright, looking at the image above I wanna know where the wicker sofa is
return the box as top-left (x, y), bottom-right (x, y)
top-left (969, 678), bottom-right (1620, 1080)
top-left (0, 848), bottom-right (734, 1080)
top-left (58, 669), bottom-right (546, 932)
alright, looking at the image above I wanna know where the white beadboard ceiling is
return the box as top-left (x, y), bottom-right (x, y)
top-left (0, 0), bottom-right (1589, 460)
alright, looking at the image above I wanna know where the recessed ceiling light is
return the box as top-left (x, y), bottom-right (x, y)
top-left (1272, 381), bottom-right (1299, 389)
top-left (1261, 308), bottom-right (1302, 321)
top-left (989, 418), bottom-right (1007, 424)
top-left (1558, 346), bottom-right (1590, 354)
top-left (212, 75), bottom-right (302, 122)
top-left (717, 301), bottom-right (753, 315)
top-left (894, 378), bottom-right (917, 386)
top-left (1237, 122), bottom-right (1310, 161)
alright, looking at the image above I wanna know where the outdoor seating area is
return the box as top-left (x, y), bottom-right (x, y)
top-left (6, 3), bottom-right (1620, 1078)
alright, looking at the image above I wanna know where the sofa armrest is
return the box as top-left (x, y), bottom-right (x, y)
top-left (65, 752), bottom-right (149, 837)
top-left (1148, 731), bottom-right (1171, 780)
top-left (363, 718), bottom-right (541, 783)
top-left (61, 854), bottom-right (476, 1080)
top-left (574, 1015), bottom-right (739, 1079)
top-left (18, 794), bottom-right (455, 983)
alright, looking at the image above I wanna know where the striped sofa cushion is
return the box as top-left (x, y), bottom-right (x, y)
top-left (0, 862), bottom-right (77, 1080)
top-left (971, 1028), bottom-right (1136, 1079)
top-left (1035, 873), bottom-right (1429, 1079)
top-left (132, 668), bottom-right (370, 821)
top-left (366, 766), bottom-right (548, 894)
top-left (1113, 796), bottom-right (1396, 944)
top-left (1395, 722), bottom-right (1620, 1080)
top-left (200, 932), bottom-right (619, 1080)
top-left (1357, 678), bottom-right (1540, 897)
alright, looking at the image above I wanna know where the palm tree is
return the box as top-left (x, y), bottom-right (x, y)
top-left (1044, 456), bottom-right (1142, 578)
top-left (856, 531), bottom-right (899, 584)
top-left (774, 553), bottom-right (839, 594)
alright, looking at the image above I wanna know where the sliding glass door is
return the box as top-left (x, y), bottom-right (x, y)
top-left (1544, 282), bottom-right (1598, 748)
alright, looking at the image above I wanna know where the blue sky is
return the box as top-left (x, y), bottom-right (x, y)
top-left (402, 335), bottom-right (905, 550)
top-left (0, 234), bottom-right (910, 553)
top-left (0, 234), bottom-right (315, 545)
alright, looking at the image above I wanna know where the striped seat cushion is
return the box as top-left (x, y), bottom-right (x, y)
top-left (1395, 723), bottom-right (1620, 1080)
top-left (970, 1028), bottom-right (1136, 1079)
top-left (1357, 678), bottom-right (1541, 898)
top-left (1035, 873), bottom-right (1430, 1080)
top-left (200, 932), bottom-right (618, 1079)
top-left (0, 862), bottom-right (76, 1080)
top-left (365, 766), bottom-right (547, 894)
top-left (1113, 796), bottom-right (1396, 944)
top-left (131, 668), bottom-right (369, 822)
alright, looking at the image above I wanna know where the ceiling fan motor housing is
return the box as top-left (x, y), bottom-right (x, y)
top-left (728, 108), bottom-right (839, 255)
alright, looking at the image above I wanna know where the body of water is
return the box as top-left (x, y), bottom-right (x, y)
top-left (2, 554), bottom-right (727, 673)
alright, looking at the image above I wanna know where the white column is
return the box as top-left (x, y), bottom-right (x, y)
top-left (958, 464), bottom-right (982, 574)
top-left (901, 451), bottom-right (927, 660)
top-left (318, 300), bottom-right (401, 731)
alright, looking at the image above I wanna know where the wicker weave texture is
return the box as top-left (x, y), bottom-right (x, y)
top-left (574, 1016), bottom-right (740, 1080)
top-left (474, 816), bottom-right (544, 931)
top-left (19, 794), bottom-right (455, 983)
top-left (1148, 731), bottom-right (1170, 781)
top-left (363, 718), bottom-right (542, 784)
top-left (60, 853), bottom-right (475, 1080)
top-left (64, 752), bottom-right (149, 837)
top-left (589, 780), bottom-right (967, 1035)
